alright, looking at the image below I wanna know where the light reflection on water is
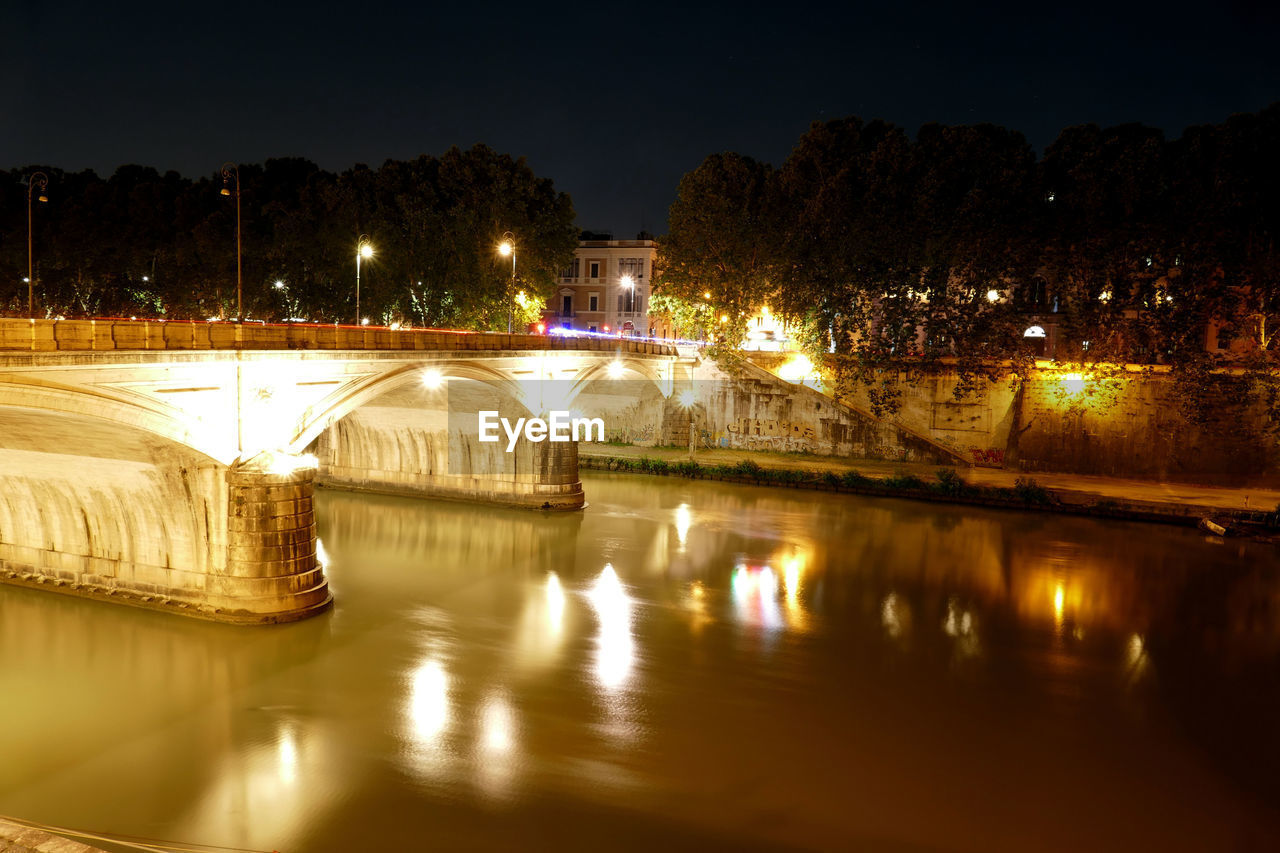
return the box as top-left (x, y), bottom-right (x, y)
top-left (1, 472), bottom-right (1279, 851)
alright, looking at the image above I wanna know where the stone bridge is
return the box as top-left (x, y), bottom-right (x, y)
top-left (0, 319), bottom-right (677, 624)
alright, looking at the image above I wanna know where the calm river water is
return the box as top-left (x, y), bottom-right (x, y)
top-left (2, 473), bottom-right (1280, 851)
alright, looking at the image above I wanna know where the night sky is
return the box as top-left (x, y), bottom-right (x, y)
top-left (4, 0), bottom-right (1278, 236)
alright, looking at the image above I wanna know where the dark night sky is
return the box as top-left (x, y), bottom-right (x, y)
top-left (3, 1), bottom-right (1278, 236)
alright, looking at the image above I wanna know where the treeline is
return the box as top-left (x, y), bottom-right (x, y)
top-left (655, 104), bottom-right (1280, 414)
top-left (1, 145), bottom-right (577, 328)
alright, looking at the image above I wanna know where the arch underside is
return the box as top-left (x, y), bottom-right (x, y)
top-left (310, 373), bottom-right (583, 509)
top-left (0, 404), bottom-right (230, 600)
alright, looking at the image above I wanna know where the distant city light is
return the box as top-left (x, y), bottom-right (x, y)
top-left (986, 289), bottom-right (1001, 303)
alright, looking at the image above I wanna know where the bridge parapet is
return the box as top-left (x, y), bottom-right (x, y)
top-left (0, 318), bottom-right (676, 356)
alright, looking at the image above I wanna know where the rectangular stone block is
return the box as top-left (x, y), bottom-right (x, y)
top-left (163, 323), bottom-right (193, 348)
top-left (227, 512), bottom-right (314, 533)
top-left (54, 321), bottom-right (94, 349)
top-left (31, 322), bottom-right (56, 351)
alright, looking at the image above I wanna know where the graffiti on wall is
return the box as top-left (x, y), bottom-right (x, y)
top-left (726, 418), bottom-right (817, 441)
top-left (722, 417), bottom-right (819, 453)
top-left (607, 422), bottom-right (655, 445)
top-left (969, 447), bottom-right (1005, 466)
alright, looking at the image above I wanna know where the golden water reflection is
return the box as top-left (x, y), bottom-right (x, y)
top-left (2, 476), bottom-right (1280, 851)
top-left (588, 564), bottom-right (635, 692)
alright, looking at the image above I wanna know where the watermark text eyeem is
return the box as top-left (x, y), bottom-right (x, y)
top-left (478, 410), bottom-right (605, 452)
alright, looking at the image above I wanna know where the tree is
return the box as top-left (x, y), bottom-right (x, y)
top-left (654, 153), bottom-right (782, 355)
top-left (0, 145), bottom-right (577, 329)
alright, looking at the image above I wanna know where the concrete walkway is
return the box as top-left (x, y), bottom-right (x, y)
top-left (583, 444), bottom-right (1280, 514)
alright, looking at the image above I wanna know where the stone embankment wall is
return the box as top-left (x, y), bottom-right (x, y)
top-left (678, 359), bottom-right (965, 465)
top-left (751, 355), bottom-right (1280, 486)
top-left (1012, 376), bottom-right (1278, 485)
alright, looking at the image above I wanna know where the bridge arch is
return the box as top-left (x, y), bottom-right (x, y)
top-left (288, 360), bottom-right (530, 455)
top-left (296, 358), bottom-right (584, 510)
top-left (0, 377), bottom-right (234, 464)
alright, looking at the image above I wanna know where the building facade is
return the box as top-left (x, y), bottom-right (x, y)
top-left (547, 237), bottom-right (657, 336)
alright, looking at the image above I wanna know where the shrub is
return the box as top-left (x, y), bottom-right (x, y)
top-left (883, 474), bottom-right (927, 491)
top-left (841, 470), bottom-right (871, 488)
top-left (672, 460), bottom-right (703, 478)
top-left (821, 471), bottom-right (842, 487)
top-left (768, 467), bottom-right (809, 484)
top-left (638, 457), bottom-right (670, 475)
top-left (1013, 477), bottom-right (1053, 505)
top-left (932, 468), bottom-right (967, 497)
top-left (732, 459), bottom-right (765, 478)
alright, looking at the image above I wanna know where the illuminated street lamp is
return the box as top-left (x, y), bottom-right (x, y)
top-left (26, 171), bottom-right (49, 318)
top-left (220, 163), bottom-right (243, 321)
top-left (620, 273), bottom-right (636, 315)
top-left (498, 231), bottom-right (516, 333)
top-left (274, 279), bottom-right (295, 320)
top-left (356, 235), bottom-right (374, 325)
top-left (678, 388), bottom-right (697, 460)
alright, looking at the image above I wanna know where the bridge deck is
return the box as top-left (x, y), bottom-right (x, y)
top-left (0, 318), bottom-right (677, 356)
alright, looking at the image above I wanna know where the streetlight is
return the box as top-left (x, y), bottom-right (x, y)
top-left (498, 231), bottom-right (515, 333)
top-left (678, 388), bottom-right (696, 460)
top-left (26, 172), bottom-right (48, 318)
top-left (220, 163), bottom-right (242, 321)
top-left (274, 279), bottom-right (293, 320)
top-left (620, 273), bottom-right (636, 315)
top-left (356, 235), bottom-right (373, 325)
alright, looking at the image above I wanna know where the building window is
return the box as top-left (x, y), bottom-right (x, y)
top-left (1216, 326), bottom-right (1233, 350)
top-left (589, 261), bottom-right (600, 279)
top-left (618, 257), bottom-right (645, 279)
top-left (561, 295), bottom-right (572, 316)
top-left (588, 325), bottom-right (597, 333)
top-left (561, 259), bottom-right (580, 279)
top-left (589, 293), bottom-right (598, 312)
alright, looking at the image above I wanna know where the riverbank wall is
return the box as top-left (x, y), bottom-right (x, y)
top-left (740, 355), bottom-right (1280, 487)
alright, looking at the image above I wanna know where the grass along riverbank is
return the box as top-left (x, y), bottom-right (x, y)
top-left (579, 453), bottom-right (1280, 533)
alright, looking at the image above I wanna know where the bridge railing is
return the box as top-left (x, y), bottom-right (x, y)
top-left (0, 318), bottom-right (677, 356)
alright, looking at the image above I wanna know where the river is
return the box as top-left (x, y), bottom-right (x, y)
top-left (2, 472), bottom-right (1279, 851)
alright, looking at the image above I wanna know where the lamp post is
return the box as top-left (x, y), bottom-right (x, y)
top-left (678, 389), bottom-right (696, 460)
top-left (356, 235), bottom-right (373, 325)
top-left (26, 172), bottom-right (48, 318)
top-left (274, 279), bottom-right (293, 320)
top-left (498, 231), bottom-right (516, 333)
top-left (620, 273), bottom-right (637, 333)
top-left (220, 163), bottom-right (242, 321)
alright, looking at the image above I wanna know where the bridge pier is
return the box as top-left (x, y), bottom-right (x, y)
top-left (215, 457), bottom-right (332, 622)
